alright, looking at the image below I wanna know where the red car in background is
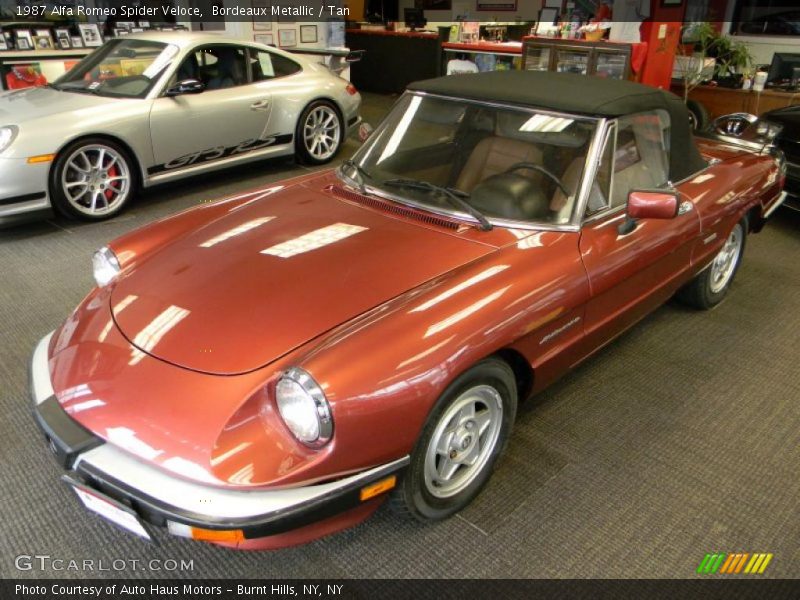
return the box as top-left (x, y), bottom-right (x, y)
top-left (30, 71), bottom-right (786, 549)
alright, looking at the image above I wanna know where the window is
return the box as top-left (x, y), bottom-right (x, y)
top-left (347, 93), bottom-right (600, 226)
top-left (609, 110), bottom-right (670, 208)
top-left (173, 45), bottom-right (249, 90)
top-left (249, 49), bottom-right (302, 82)
top-left (732, 2), bottom-right (800, 37)
top-left (52, 39), bottom-right (176, 99)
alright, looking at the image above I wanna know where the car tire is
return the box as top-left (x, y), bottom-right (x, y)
top-left (295, 100), bottom-right (344, 165)
top-left (687, 100), bottom-right (710, 132)
top-left (50, 137), bottom-right (138, 221)
top-left (677, 219), bottom-right (747, 309)
top-left (390, 358), bottom-right (517, 522)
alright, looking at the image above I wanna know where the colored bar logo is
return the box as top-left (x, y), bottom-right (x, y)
top-left (697, 553), bottom-right (773, 575)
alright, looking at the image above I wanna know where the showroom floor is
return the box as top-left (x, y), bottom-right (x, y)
top-left (1, 92), bottom-right (798, 579)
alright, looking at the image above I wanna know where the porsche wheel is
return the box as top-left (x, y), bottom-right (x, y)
top-left (295, 101), bottom-right (343, 165)
top-left (51, 138), bottom-right (137, 221)
top-left (678, 219), bottom-right (746, 309)
top-left (391, 358), bottom-right (517, 521)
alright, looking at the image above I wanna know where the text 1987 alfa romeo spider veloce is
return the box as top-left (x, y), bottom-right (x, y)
top-left (30, 72), bottom-right (786, 549)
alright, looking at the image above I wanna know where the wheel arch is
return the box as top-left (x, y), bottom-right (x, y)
top-left (51, 133), bottom-right (146, 186)
top-left (492, 347), bottom-right (534, 403)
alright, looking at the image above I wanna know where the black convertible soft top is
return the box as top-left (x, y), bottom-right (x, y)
top-left (408, 71), bottom-right (707, 182)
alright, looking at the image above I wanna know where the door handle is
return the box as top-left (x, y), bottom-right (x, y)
top-left (250, 99), bottom-right (270, 111)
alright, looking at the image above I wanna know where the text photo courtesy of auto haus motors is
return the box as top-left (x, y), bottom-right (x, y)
top-left (0, 0), bottom-right (798, 592)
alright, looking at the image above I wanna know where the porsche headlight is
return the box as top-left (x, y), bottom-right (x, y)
top-left (92, 246), bottom-right (121, 287)
top-left (275, 368), bottom-right (333, 447)
top-left (0, 126), bottom-right (18, 153)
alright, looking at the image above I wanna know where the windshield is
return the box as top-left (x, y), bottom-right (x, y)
top-left (53, 39), bottom-right (178, 99)
top-left (343, 93), bottom-right (599, 226)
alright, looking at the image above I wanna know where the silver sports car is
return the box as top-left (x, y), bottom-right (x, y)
top-left (0, 32), bottom-right (361, 222)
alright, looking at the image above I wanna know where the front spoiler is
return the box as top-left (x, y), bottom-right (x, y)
top-left (30, 332), bottom-right (408, 540)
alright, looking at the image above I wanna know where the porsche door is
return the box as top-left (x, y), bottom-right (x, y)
top-left (579, 111), bottom-right (701, 348)
top-left (148, 44), bottom-right (275, 177)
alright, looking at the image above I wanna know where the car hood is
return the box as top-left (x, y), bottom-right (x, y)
top-left (0, 86), bottom-right (116, 124)
top-left (110, 183), bottom-right (496, 375)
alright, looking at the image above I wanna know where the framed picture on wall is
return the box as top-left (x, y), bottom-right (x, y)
top-left (278, 29), bottom-right (296, 48)
top-left (78, 23), bottom-right (103, 47)
top-left (300, 25), bottom-right (317, 44)
top-left (32, 35), bottom-right (54, 50)
top-left (254, 33), bottom-right (274, 46)
top-left (15, 30), bottom-right (34, 51)
top-left (0, 35), bottom-right (8, 51)
top-left (476, 1), bottom-right (517, 10)
top-left (71, 36), bottom-right (84, 48)
top-left (252, 0), bottom-right (272, 30)
top-left (56, 28), bottom-right (72, 49)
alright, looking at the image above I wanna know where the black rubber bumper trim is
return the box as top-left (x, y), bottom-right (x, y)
top-left (0, 191), bottom-right (47, 206)
top-left (76, 458), bottom-right (408, 539)
top-left (31, 395), bottom-right (103, 469)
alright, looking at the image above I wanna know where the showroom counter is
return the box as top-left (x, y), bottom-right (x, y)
top-left (345, 28), bottom-right (445, 94)
top-left (674, 83), bottom-right (800, 120)
top-left (442, 40), bottom-right (523, 73)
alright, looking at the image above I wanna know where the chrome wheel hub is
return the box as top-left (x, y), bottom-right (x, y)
top-left (423, 385), bottom-right (503, 499)
top-left (62, 144), bottom-right (130, 217)
top-left (710, 224), bottom-right (743, 294)
top-left (303, 106), bottom-right (341, 161)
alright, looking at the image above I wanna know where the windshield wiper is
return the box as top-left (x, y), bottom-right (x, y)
top-left (340, 159), bottom-right (373, 194)
top-left (382, 178), bottom-right (493, 231)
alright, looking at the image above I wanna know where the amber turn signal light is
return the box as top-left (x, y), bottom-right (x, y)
top-left (189, 527), bottom-right (245, 542)
top-left (27, 154), bottom-right (56, 164)
top-left (359, 475), bottom-right (397, 501)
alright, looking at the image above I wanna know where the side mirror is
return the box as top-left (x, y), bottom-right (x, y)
top-left (618, 190), bottom-right (679, 235)
top-left (165, 78), bottom-right (204, 97)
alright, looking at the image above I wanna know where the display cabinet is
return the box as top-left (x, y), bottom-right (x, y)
top-left (522, 36), bottom-right (634, 81)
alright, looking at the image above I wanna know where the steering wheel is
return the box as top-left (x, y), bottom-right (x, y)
top-left (504, 162), bottom-right (570, 198)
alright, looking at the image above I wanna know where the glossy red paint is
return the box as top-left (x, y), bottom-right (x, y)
top-left (627, 190), bottom-right (679, 220)
top-left (45, 134), bottom-right (783, 545)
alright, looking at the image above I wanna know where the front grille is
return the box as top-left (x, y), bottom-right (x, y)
top-left (328, 185), bottom-right (461, 231)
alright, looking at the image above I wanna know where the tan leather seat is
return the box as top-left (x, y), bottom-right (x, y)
top-left (456, 137), bottom-right (543, 193)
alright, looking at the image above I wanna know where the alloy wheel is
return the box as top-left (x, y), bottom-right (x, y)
top-left (710, 224), bottom-right (743, 294)
top-left (303, 105), bottom-right (341, 162)
top-left (61, 144), bottom-right (131, 217)
top-left (423, 385), bottom-right (503, 499)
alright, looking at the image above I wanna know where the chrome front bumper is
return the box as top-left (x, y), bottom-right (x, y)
top-left (30, 333), bottom-right (408, 540)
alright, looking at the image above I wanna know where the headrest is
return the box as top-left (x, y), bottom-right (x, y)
top-left (471, 173), bottom-right (550, 221)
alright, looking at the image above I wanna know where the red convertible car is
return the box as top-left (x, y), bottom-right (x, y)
top-left (30, 71), bottom-right (786, 550)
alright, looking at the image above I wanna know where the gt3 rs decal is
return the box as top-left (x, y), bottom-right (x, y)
top-left (147, 134), bottom-right (293, 175)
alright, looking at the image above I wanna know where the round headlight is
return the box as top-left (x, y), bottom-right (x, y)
top-left (92, 246), bottom-right (121, 287)
top-left (0, 126), bottom-right (18, 153)
top-left (275, 368), bottom-right (333, 447)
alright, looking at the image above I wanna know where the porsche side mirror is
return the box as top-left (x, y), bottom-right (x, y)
top-left (618, 190), bottom-right (679, 235)
top-left (165, 79), bottom-right (204, 97)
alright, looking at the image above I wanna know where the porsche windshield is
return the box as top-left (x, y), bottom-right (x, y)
top-left (343, 93), bottom-right (600, 226)
top-left (52, 39), bottom-right (177, 99)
